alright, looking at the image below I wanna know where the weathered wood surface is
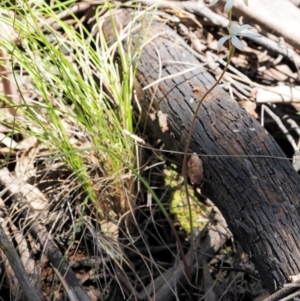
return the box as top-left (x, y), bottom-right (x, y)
top-left (101, 10), bottom-right (300, 292)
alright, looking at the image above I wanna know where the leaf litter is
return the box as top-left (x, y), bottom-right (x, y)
top-left (0, 0), bottom-right (299, 300)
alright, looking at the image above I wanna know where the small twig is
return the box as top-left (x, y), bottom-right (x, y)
top-left (263, 280), bottom-right (300, 301)
top-left (284, 118), bottom-right (300, 138)
top-left (202, 258), bottom-right (218, 301)
top-left (0, 168), bottom-right (92, 301)
top-left (40, 3), bottom-right (91, 30)
top-left (114, 268), bottom-right (143, 301)
top-left (217, 266), bottom-right (260, 280)
top-left (8, 217), bottom-right (41, 293)
top-left (52, 265), bottom-right (79, 301)
top-left (271, 106), bottom-right (300, 150)
top-left (0, 47), bottom-right (22, 117)
top-left (0, 224), bottom-right (41, 301)
top-left (261, 104), bottom-right (298, 152)
top-left (138, 0), bottom-right (227, 27)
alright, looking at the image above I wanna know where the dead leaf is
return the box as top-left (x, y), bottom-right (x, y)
top-left (187, 153), bottom-right (203, 186)
top-left (239, 100), bottom-right (258, 118)
top-left (157, 110), bottom-right (169, 132)
top-left (15, 140), bottom-right (40, 181)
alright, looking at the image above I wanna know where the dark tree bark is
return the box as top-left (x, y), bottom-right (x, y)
top-left (101, 9), bottom-right (300, 292)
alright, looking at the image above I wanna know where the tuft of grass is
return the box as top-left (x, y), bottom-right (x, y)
top-left (0, 0), bottom-right (142, 219)
top-left (0, 0), bottom-right (152, 294)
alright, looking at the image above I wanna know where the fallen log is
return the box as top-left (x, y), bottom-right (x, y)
top-left (101, 9), bottom-right (300, 293)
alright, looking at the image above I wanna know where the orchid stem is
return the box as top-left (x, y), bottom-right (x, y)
top-left (182, 44), bottom-right (235, 268)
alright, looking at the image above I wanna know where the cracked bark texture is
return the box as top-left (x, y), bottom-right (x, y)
top-left (101, 10), bottom-right (300, 292)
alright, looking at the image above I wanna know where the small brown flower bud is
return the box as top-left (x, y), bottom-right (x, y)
top-left (187, 153), bottom-right (203, 186)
